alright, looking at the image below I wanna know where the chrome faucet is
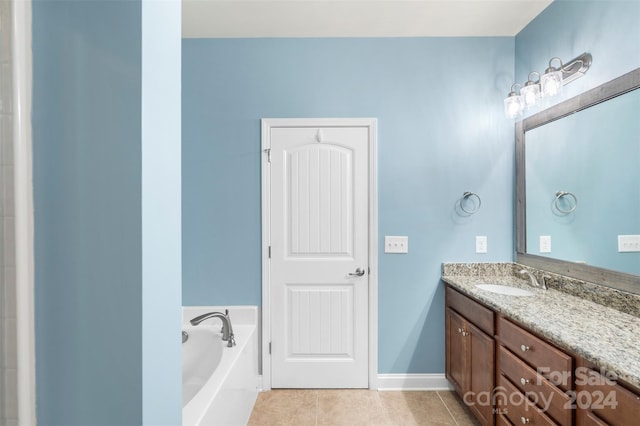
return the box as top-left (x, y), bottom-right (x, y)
top-left (518, 269), bottom-right (547, 290)
top-left (190, 310), bottom-right (236, 347)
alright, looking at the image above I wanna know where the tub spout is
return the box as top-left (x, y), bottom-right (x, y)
top-left (190, 311), bottom-right (236, 347)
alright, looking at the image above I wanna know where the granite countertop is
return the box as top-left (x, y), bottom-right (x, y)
top-left (441, 272), bottom-right (640, 392)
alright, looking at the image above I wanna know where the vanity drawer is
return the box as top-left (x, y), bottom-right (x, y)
top-left (498, 346), bottom-right (572, 425)
top-left (446, 286), bottom-right (494, 335)
top-left (576, 367), bottom-right (640, 426)
top-left (496, 375), bottom-right (556, 426)
top-left (497, 317), bottom-right (572, 391)
top-left (496, 412), bottom-right (514, 426)
top-left (581, 411), bottom-right (607, 426)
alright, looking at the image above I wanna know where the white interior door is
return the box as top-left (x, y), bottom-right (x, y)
top-left (265, 121), bottom-right (372, 388)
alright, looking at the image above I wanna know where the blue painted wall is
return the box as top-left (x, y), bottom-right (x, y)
top-left (32, 0), bottom-right (181, 424)
top-left (515, 0), bottom-right (640, 110)
top-left (182, 37), bottom-right (515, 373)
top-left (141, 1), bottom-right (182, 424)
top-left (183, 0), bottom-right (640, 376)
top-left (515, 0), bottom-right (640, 271)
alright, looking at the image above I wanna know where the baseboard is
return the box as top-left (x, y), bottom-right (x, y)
top-left (376, 374), bottom-right (454, 391)
top-left (256, 373), bottom-right (454, 392)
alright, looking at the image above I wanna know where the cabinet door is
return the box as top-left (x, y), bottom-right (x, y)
top-left (446, 308), bottom-right (468, 395)
top-left (468, 320), bottom-right (495, 426)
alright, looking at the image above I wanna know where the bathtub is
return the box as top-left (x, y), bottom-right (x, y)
top-left (182, 306), bottom-right (259, 426)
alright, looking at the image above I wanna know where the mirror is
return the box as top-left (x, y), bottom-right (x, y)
top-left (516, 68), bottom-right (640, 294)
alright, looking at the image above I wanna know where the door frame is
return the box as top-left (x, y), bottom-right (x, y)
top-left (261, 118), bottom-right (378, 391)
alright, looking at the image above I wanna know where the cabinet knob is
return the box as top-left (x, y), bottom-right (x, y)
top-left (520, 344), bottom-right (530, 352)
top-left (462, 331), bottom-right (469, 336)
top-left (520, 378), bottom-right (530, 386)
top-left (520, 417), bottom-right (530, 424)
top-left (458, 327), bottom-right (463, 334)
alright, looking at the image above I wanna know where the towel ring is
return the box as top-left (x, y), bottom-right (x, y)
top-left (460, 192), bottom-right (481, 214)
top-left (554, 191), bottom-right (577, 214)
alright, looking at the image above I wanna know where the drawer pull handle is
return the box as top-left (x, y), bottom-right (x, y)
top-left (520, 378), bottom-right (530, 385)
top-left (520, 417), bottom-right (530, 424)
top-left (520, 344), bottom-right (530, 352)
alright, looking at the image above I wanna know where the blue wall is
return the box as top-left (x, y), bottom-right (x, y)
top-left (515, 0), bottom-right (640, 270)
top-left (32, 1), bottom-right (181, 424)
top-left (141, 1), bottom-right (182, 424)
top-left (182, 37), bottom-right (515, 374)
top-left (515, 0), bottom-right (640, 110)
top-left (183, 0), bottom-right (640, 376)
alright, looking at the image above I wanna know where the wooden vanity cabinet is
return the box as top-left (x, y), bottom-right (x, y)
top-left (496, 316), bottom-right (574, 426)
top-left (446, 287), bottom-right (495, 426)
top-left (575, 358), bottom-right (640, 426)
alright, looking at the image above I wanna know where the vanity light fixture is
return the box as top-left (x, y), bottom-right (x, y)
top-left (505, 52), bottom-right (592, 119)
top-left (504, 83), bottom-right (524, 119)
top-left (540, 57), bottom-right (564, 98)
top-left (520, 72), bottom-right (541, 109)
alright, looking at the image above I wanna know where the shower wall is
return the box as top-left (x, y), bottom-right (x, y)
top-left (0, 0), bottom-right (17, 424)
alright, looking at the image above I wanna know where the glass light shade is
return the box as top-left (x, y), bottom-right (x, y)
top-left (504, 93), bottom-right (524, 119)
top-left (541, 69), bottom-right (563, 98)
top-left (520, 82), bottom-right (541, 108)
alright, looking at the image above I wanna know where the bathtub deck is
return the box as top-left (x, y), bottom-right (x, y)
top-left (247, 389), bottom-right (479, 425)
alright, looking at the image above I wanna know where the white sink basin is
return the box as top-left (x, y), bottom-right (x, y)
top-left (476, 284), bottom-right (534, 297)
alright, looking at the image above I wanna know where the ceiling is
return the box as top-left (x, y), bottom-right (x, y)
top-left (182, 0), bottom-right (553, 39)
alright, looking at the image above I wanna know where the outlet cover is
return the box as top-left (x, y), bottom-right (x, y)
top-left (385, 236), bottom-right (408, 253)
top-left (475, 236), bottom-right (487, 254)
top-left (540, 235), bottom-right (551, 253)
top-left (618, 235), bottom-right (640, 252)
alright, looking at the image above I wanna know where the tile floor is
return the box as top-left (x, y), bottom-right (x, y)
top-left (247, 389), bottom-right (480, 426)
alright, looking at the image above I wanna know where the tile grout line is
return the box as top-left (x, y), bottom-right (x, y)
top-left (436, 391), bottom-right (461, 426)
top-left (315, 390), bottom-right (319, 426)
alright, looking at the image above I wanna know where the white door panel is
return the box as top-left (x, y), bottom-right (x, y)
top-left (267, 124), bottom-right (370, 388)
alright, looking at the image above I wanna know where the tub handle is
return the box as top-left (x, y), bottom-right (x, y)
top-left (182, 331), bottom-right (189, 344)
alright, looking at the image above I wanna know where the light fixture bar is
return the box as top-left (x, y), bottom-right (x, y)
top-left (504, 52), bottom-right (593, 119)
top-left (561, 52), bottom-right (592, 85)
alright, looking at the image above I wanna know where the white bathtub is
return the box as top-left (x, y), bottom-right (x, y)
top-left (182, 306), bottom-right (259, 426)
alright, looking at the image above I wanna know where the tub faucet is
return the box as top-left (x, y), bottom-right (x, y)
top-left (518, 269), bottom-right (547, 290)
top-left (190, 311), bottom-right (236, 347)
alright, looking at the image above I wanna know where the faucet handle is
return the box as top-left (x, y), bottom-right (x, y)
top-left (541, 275), bottom-right (551, 290)
top-left (227, 333), bottom-right (236, 347)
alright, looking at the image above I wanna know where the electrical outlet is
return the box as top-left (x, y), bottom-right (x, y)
top-left (540, 235), bottom-right (551, 253)
top-left (385, 236), bottom-right (408, 253)
top-left (475, 236), bottom-right (487, 254)
top-left (618, 235), bottom-right (640, 252)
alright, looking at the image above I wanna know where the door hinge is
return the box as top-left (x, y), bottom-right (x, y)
top-left (269, 342), bottom-right (272, 354)
top-left (268, 246), bottom-right (271, 258)
top-left (264, 148), bottom-right (271, 163)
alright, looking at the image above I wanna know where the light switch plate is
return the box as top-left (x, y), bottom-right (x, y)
top-left (540, 235), bottom-right (551, 253)
top-left (475, 236), bottom-right (487, 254)
top-left (618, 235), bottom-right (640, 252)
top-left (385, 236), bottom-right (408, 253)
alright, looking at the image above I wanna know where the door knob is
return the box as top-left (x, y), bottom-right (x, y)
top-left (348, 268), bottom-right (366, 277)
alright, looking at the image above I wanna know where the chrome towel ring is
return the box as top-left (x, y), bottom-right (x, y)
top-left (554, 191), bottom-right (577, 214)
top-left (460, 191), bottom-right (481, 214)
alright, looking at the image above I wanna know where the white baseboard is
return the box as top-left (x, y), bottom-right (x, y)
top-left (256, 374), bottom-right (454, 392)
top-left (376, 374), bottom-right (454, 391)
